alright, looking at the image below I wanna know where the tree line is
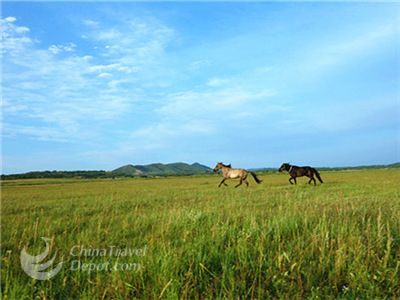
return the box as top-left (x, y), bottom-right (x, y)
top-left (0, 170), bottom-right (213, 180)
top-left (1, 170), bottom-right (112, 180)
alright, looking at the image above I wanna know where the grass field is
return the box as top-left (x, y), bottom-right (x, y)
top-left (1, 169), bottom-right (400, 299)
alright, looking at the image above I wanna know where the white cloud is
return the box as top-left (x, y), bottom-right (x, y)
top-left (63, 42), bottom-right (76, 52)
top-left (4, 16), bottom-right (17, 22)
top-left (48, 43), bottom-right (76, 54)
top-left (83, 19), bottom-right (99, 27)
top-left (14, 25), bottom-right (30, 34)
top-left (85, 17), bottom-right (175, 65)
top-left (98, 72), bottom-right (112, 78)
top-left (190, 60), bottom-right (211, 70)
top-left (158, 88), bottom-right (278, 118)
top-left (1, 16), bottom-right (35, 56)
top-left (88, 63), bottom-right (135, 74)
top-left (2, 17), bottom-right (138, 143)
top-left (1, 12), bottom-right (185, 151)
top-left (48, 45), bottom-right (62, 54)
top-left (207, 77), bottom-right (228, 87)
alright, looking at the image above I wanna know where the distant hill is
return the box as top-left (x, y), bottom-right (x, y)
top-left (112, 162), bottom-right (212, 177)
top-left (387, 162), bottom-right (400, 168)
top-left (316, 162), bottom-right (400, 171)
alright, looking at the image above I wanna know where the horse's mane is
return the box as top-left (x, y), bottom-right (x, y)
top-left (220, 162), bottom-right (232, 168)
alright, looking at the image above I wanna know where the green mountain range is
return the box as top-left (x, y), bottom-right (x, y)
top-left (112, 162), bottom-right (212, 176)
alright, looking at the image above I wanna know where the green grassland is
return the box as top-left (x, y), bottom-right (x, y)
top-left (1, 169), bottom-right (399, 299)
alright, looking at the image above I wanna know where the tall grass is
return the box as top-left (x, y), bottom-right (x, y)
top-left (1, 169), bottom-right (399, 298)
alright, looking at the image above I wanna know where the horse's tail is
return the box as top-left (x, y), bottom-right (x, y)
top-left (313, 168), bottom-right (323, 183)
top-left (248, 171), bottom-right (262, 184)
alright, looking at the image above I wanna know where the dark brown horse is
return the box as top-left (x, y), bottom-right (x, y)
top-left (279, 163), bottom-right (323, 186)
top-left (213, 162), bottom-right (262, 188)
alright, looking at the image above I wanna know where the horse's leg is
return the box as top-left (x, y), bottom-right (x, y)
top-left (312, 171), bottom-right (317, 185)
top-left (218, 178), bottom-right (227, 188)
top-left (235, 178), bottom-right (243, 188)
top-left (293, 177), bottom-right (297, 185)
top-left (307, 172), bottom-right (316, 186)
top-left (243, 174), bottom-right (249, 187)
top-left (289, 177), bottom-right (294, 185)
top-left (244, 178), bottom-right (249, 187)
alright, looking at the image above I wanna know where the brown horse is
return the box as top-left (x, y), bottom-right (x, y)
top-left (213, 162), bottom-right (262, 188)
top-left (279, 163), bottom-right (323, 186)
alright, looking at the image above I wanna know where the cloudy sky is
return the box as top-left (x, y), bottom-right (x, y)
top-left (1, 1), bottom-right (398, 173)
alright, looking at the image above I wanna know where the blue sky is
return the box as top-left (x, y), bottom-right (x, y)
top-left (1, 1), bottom-right (399, 173)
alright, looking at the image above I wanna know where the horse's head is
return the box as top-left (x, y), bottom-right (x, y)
top-left (214, 162), bottom-right (232, 172)
top-left (213, 162), bottom-right (223, 172)
top-left (279, 163), bottom-right (289, 172)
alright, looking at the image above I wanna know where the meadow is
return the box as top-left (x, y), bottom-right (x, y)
top-left (1, 169), bottom-right (399, 299)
